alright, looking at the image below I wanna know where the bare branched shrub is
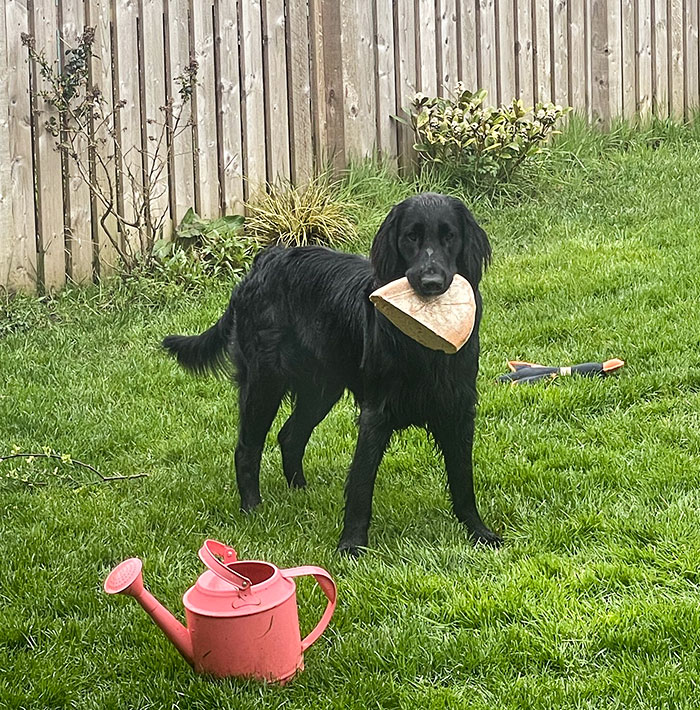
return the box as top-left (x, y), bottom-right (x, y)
top-left (22, 29), bottom-right (198, 272)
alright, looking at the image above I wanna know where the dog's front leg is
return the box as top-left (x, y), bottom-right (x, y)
top-left (337, 408), bottom-right (393, 556)
top-left (431, 413), bottom-right (502, 548)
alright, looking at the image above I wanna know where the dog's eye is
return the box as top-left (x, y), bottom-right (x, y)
top-left (405, 232), bottom-right (418, 242)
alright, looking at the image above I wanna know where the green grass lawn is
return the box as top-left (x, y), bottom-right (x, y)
top-left (3, 120), bottom-right (700, 708)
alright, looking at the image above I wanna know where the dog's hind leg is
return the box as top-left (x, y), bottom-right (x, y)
top-left (234, 375), bottom-right (286, 511)
top-left (278, 384), bottom-right (343, 489)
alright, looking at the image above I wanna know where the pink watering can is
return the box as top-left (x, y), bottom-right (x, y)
top-left (104, 539), bottom-right (337, 683)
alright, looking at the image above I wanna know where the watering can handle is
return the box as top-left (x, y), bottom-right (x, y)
top-left (198, 539), bottom-right (252, 590)
top-left (282, 566), bottom-right (337, 652)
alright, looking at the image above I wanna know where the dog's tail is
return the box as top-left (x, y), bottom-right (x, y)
top-left (162, 297), bottom-right (235, 376)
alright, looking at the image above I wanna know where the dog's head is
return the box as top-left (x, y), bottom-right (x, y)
top-left (370, 193), bottom-right (491, 296)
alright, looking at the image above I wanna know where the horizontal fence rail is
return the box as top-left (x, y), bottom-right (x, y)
top-left (1, 0), bottom-right (700, 293)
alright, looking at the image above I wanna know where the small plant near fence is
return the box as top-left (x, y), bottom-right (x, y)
top-left (244, 176), bottom-right (357, 248)
top-left (150, 209), bottom-right (255, 286)
top-left (404, 82), bottom-right (571, 190)
top-left (147, 178), bottom-right (356, 287)
top-left (22, 28), bottom-right (198, 273)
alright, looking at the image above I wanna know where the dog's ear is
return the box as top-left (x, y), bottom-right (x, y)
top-left (370, 204), bottom-right (404, 285)
top-left (452, 198), bottom-right (491, 286)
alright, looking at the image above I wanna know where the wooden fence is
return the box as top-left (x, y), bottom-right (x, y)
top-left (1, 0), bottom-right (700, 293)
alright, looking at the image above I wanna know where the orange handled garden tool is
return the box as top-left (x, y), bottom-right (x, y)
top-left (498, 358), bottom-right (625, 384)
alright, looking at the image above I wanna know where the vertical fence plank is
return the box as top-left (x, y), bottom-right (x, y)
top-left (686, 0), bottom-right (700, 112)
top-left (287, 0), bottom-right (314, 182)
top-left (308, 0), bottom-right (326, 169)
top-left (319, 0), bottom-right (345, 169)
top-left (654, 0), bottom-right (669, 116)
top-left (552, 0), bottom-right (569, 107)
top-left (669, 0), bottom-right (684, 116)
top-left (1, 0), bottom-right (15, 290)
top-left (516, 0), bottom-right (535, 105)
top-left (418, 0), bottom-right (438, 95)
top-left (591, 0), bottom-right (610, 124)
top-left (569, 0), bottom-right (587, 112)
top-left (375, 0), bottom-right (397, 161)
top-left (439, 0), bottom-right (459, 94)
top-left (167, 0), bottom-right (195, 224)
top-left (240, 0), bottom-right (267, 194)
top-left (140, 0), bottom-right (172, 240)
top-left (638, 0), bottom-right (653, 115)
top-left (263, 0), bottom-right (290, 180)
top-left (87, 0), bottom-right (118, 275)
top-left (534, 0), bottom-right (552, 103)
top-left (585, 0), bottom-right (592, 117)
top-left (3, 0), bottom-right (36, 291)
top-left (498, 0), bottom-right (516, 102)
top-left (607, 0), bottom-right (622, 118)
top-left (395, 0), bottom-right (417, 167)
top-left (621, 0), bottom-right (636, 117)
top-left (216, 0), bottom-right (244, 210)
top-left (114, 0), bottom-right (143, 256)
top-left (341, 0), bottom-right (377, 158)
top-left (192, 0), bottom-right (219, 215)
top-left (32, 0), bottom-right (65, 290)
top-left (59, 0), bottom-right (92, 283)
top-left (459, 0), bottom-right (478, 88)
top-left (479, 0), bottom-right (499, 102)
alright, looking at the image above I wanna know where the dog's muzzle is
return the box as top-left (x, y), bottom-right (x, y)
top-left (407, 267), bottom-right (450, 296)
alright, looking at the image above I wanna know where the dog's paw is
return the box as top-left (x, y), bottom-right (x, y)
top-left (337, 539), bottom-right (365, 558)
top-left (470, 527), bottom-right (502, 549)
top-left (287, 472), bottom-right (307, 489)
top-left (239, 496), bottom-right (262, 513)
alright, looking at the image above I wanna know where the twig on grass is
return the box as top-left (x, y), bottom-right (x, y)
top-left (0, 452), bottom-right (148, 487)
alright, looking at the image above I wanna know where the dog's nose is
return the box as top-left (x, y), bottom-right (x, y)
top-left (419, 273), bottom-right (446, 294)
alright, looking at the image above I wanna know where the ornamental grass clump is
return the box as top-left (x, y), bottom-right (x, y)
top-left (408, 83), bottom-right (571, 187)
top-left (245, 177), bottom-right (357, 248)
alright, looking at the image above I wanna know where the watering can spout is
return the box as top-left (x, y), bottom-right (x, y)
top-left (104, 558), bottom-right (194, 666)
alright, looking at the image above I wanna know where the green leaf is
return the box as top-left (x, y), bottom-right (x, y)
top-left (178, 207), bottom-right (198, 228)
top-left (223, 215), bottom-right (242, 230)
top-left (416, 111), bottom-right (430, 128)
top-left (152, 238), bottom-right (175, 259)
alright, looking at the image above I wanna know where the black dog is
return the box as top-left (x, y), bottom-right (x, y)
top-left (163, 193), bottom-right (500, 554)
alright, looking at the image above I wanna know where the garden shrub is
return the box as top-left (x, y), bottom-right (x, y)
top-left (150, 209), bottom-right (255, 285)
top-left (407, 83), bottom-right (571, 188)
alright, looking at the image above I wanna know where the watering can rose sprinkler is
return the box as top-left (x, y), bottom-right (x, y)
top-left (104, 540), bottom-right (337, 683)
